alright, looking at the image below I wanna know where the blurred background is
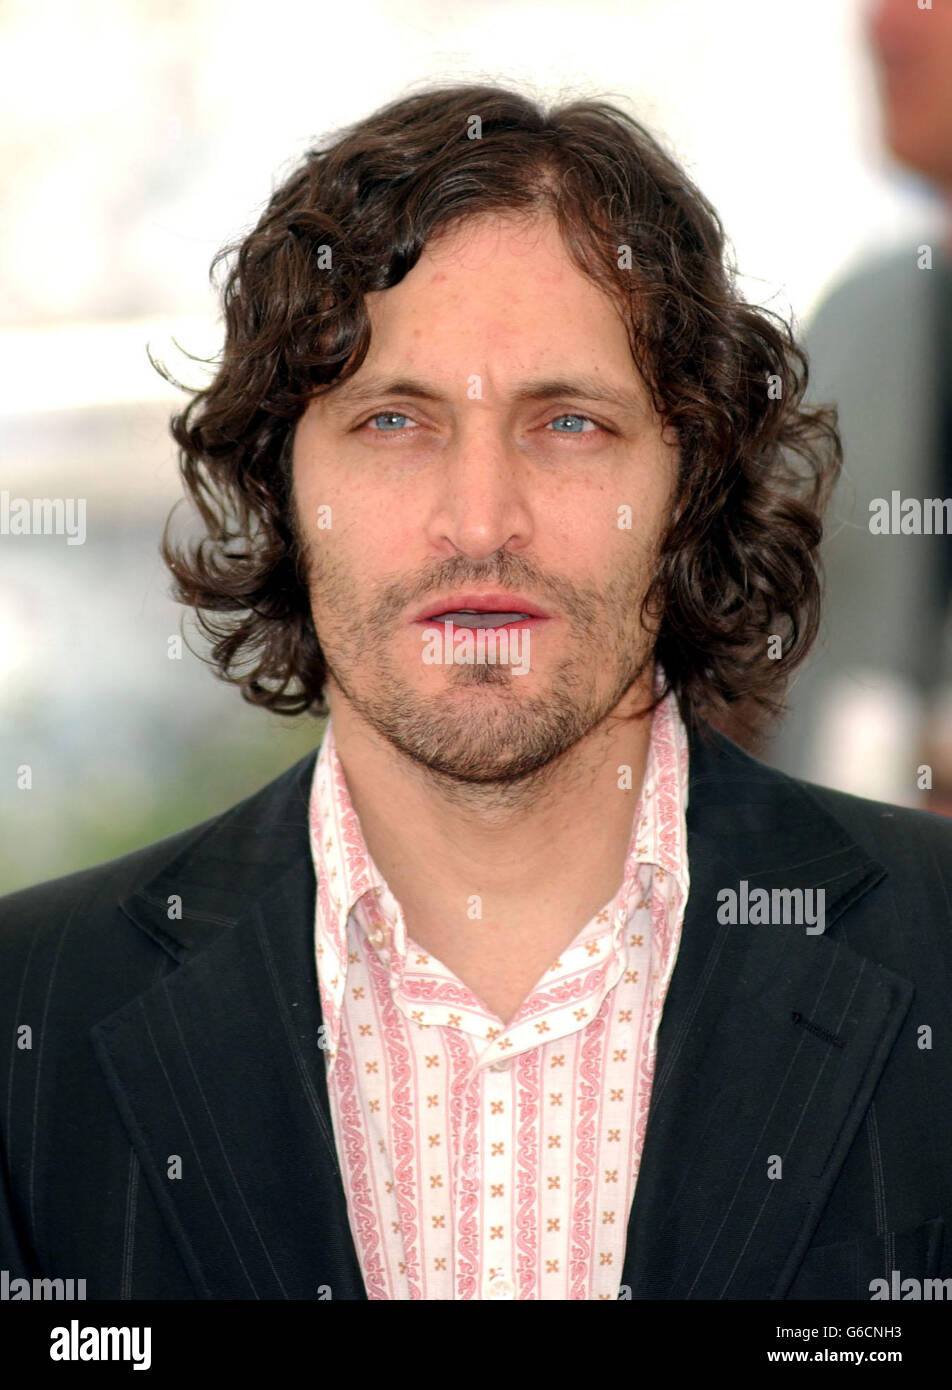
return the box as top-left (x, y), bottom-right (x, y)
top-left (1, 0), bottom-right (949, 893)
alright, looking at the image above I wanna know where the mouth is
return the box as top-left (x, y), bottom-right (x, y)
top-left (422, 610), bottom-right (538, 630)
top-left (411, 592), bottom-right (551, 629)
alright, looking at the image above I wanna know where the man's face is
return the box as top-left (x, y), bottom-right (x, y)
top-left (292, 212), bottom-right (680, 785)
top-left (868, 0), bottom-right (952, 188)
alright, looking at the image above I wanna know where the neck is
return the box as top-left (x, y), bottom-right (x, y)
top-left (325, 675), bottom-right (657, 936)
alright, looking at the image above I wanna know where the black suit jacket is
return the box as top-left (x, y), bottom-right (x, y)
top-left (2, 726), bottom-right (951, 1300)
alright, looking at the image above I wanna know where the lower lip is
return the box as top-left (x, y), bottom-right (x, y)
top-left (412, 616), bottom-right (550, 632)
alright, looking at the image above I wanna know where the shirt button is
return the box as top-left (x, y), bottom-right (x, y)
top-left (486, 1277), bottom-right (515, 1300)
top-left (490, 1059), bottom-right (512, 1072)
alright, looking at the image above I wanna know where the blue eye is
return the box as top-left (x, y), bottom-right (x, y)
top-left (360, 410), bottom-right (602, 437)
top-left (367, 412), bottom-right (414, 431)
top-left (548, 414), bottom-right (596, 434)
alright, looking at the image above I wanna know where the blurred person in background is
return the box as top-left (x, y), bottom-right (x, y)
top-left (765, 0), bottom-right (952, 814)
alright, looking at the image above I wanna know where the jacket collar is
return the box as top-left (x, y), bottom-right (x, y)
top-left (94, 724), bottom-right (911, 1299)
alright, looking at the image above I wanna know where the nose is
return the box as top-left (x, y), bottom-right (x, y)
top-left (424, 419), bottom-right (534, 561)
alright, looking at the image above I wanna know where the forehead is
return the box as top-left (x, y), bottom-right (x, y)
top-left (414, 211), bottom-right (567, 271)
top-left (373, 210), bottom-right (610, 307)
top-left (358, 211), bottom-right (639, 379)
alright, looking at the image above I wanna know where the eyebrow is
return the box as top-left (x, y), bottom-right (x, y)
top-left (315, 373), bottom-right (646, 419)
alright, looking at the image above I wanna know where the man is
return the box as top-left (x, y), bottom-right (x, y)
top-left (2, 83), bottom-right (951, 1302)
top-left (767, 0), bottom-right (952, 812)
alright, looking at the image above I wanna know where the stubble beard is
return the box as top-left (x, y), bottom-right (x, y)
top-left (306, 543), bottom-right (660, 801)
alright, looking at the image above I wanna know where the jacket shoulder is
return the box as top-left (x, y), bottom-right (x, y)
top-left (693, 723), bottom-right (952, 873)
top-left (796, 776), bottom-right (952, 876)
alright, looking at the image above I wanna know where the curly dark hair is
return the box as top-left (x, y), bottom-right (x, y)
top-left (158, 81), bottom-right (840, 737)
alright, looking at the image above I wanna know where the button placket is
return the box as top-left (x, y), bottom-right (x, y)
top-left (481, 1062), bottom-right (515, 1299)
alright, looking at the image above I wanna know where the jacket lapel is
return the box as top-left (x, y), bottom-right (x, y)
top-left (621, 728), bottom-right (914, 1298)
top-left (91, 750), bottom-right (368, 1300)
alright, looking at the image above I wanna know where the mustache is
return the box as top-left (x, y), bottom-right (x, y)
top-left (375, 563), bottom-right (600, 631)
top-left (291, 491), bottom-right (648, 634)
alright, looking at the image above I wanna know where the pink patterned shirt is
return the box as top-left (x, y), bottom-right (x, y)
top-left (308, 682), bottom-right (690, 1300)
